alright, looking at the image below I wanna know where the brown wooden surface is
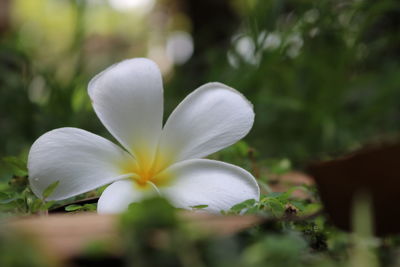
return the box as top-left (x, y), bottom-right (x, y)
top-left (3, 212), bottom-right (261, 261)
top-left (308, 142), bottom-right (400, 236)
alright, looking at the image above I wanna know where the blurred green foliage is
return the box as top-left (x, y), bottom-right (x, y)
top-left (0, 229), bottom-right (51, 267)
top-left (1, 0), bottom-right (400, 169)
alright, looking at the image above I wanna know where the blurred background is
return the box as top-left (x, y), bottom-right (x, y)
top-left (1, 0), bottom-right (400, 175)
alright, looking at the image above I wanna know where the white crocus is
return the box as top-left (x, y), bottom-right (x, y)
top-left (28, 58), bottom-right (260, 214)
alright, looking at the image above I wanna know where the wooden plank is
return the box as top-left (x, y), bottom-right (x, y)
top-left (3, 213), bottom-right (261, 261)
top-left (308, 142), bottom-right (400, 236)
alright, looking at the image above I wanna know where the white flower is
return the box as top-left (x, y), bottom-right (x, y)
top-left (28, 58), bottom-right (260, 214)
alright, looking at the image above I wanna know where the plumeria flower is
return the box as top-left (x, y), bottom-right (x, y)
top-left (28, 58), bottom-right (260, 214)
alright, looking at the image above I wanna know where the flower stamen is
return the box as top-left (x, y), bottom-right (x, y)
top-left (146, 180), bottom-right (161, 195)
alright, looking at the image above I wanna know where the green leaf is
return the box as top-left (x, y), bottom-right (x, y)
top-left (235, 141), bottom-right (250, 156)
top-left (266, 192), bottom-right (284, 198)
top-left (0, 193), bottom-right (17, 204)
top-left (0, 199), bottom-right (16, 204)
top-left (31, 199), bottom-right (43, 213)
top-left (302, 203), bottom-right (322, 215)
top-left (265, 198), bottom-right (285, 217)
top-left (83, 203), bottom-right (97, 211)
top-left (0, 192), bottom-right (10, 200)
top-left (230, 199), bottom-right (256, 213)
top-left (2, 156), bottom-right (28, 176)
top-left (44, 201), bottom-right (56, 210)
top-left (244, 205), bottom-right (260, 214)
top-left (65, 204), bottom-right (83, 211)
top-left (42, 181), bottom-right (60, 200)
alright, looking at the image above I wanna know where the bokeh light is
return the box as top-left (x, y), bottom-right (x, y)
top-left (166, 31), bottom-right (194, 65)
top-left (108, 0), bottom-right (155, 13)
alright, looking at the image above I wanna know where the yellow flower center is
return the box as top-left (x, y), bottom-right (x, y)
top-left (120, 149), bottom-right (172, 190)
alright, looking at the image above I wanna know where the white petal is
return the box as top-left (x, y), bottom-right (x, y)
top-left (97, 179), bottom-right (158, 214)
top-left (28, 128), bottom-right (133, 200)
top-left (160, 159), bottom-right (260, 213)
top-left (158, 82), bottom-right (254, 165)
top-left (88, 58), bottom-right (163, 162)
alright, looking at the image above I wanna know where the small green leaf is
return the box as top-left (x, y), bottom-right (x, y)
top-left (230, 199), bottom-right (256, 213)
top-left (302, 203), bottom-right (322, 215)
top-left (0, 192), bottom-right (10, 200)
top-left (2, 156), bottom-right (28, 176)
top-left (0, 193), bottom-right (17, 204)
top-left (31, 199), bottom-right (43, 212)
top-left (235, 141), bottom-right (250, 156)
top-left (266, 192), bottom-right (284, 198)
top-left (44, 201), bottom-right (56, 210)
top-left (42, 181), bottom-right (60, 199)
top-left (83, 203), bottom-right (97, 211)
top-left (65, 204), bottom-right (83, 211)
top-left (266, 198), bottom-right (285, 217)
